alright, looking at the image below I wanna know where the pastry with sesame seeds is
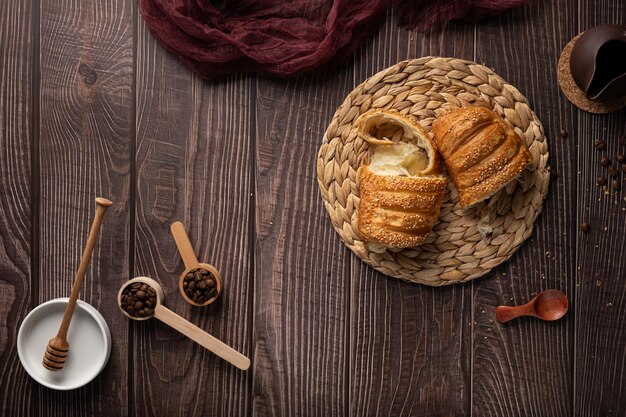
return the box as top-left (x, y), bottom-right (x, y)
top-left (356, 109), bottom-right (448, 250)
top-left (431, 106), bottom-right (532, 208)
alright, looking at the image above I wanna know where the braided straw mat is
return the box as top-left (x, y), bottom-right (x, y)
top-left (317, 57), bottom-right (550, 286)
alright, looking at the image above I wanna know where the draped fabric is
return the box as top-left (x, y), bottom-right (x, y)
top-left (138, 0), bottom-right (528, 79)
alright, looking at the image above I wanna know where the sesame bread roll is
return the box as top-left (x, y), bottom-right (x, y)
top-left (356, 109), bottom-right (447, 249)
top-left (431, 106), bottom-right (532, 208)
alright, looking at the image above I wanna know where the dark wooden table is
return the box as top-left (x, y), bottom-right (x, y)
top-left (1, 0), bottom-right (625, 416)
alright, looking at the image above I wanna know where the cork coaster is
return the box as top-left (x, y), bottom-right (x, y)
top-left (317, 57), bottom-right (550, 286)
top-left (558, 33), bottom-right (626, 114)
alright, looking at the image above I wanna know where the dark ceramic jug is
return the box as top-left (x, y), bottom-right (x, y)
top-left (570, 24), bottom-right (626, 101)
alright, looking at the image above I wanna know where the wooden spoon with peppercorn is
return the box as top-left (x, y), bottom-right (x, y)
top-left (170, 222), bottom-right (223, 306)
top-left (118, 277), bottom-right (250, 370)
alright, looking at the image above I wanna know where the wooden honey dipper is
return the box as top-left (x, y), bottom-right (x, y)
top-left (43, 197), bottom-right (113, 371)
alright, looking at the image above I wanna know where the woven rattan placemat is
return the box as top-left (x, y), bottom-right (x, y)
top-left (317, 57), bottom-right (550, 286)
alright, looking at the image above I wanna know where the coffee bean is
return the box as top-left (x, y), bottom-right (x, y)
top-left (618, 154), bottom-right (626, 164)
top-left (622, 165), bottom-right (626, 173)
top-left (580, 222), bottom-right (590, 233)
top-left (608, 165), bottom-right (618, 178)
top-left (612, 180), bottom-right (621, 191)
top-left (183, 267), bottom-right (219, 304)
top-left (600, 156), bottom-right (611, 167)
top-left (597, 176), bottom-right (607, 186)
top-left (559, 129), bottom-right (568, 139)
top-left (121, 282), bottom-right (158, 318)
top-left (595, 139), bottom-right (606, 150)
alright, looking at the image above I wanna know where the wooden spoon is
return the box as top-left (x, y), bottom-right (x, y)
top-left (117, 277), bottom-right (250, 370)
top-left (43, 197), bottom-right (113, 371)
top-left (496, 289), bottom-right (569, 323)
top-left (170, 222), bottom-right (223, 306)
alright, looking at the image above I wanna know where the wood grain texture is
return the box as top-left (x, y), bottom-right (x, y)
top-left (471, 1), bottom-right (577, 416)
top-left (0, 0), bottom-right (35, 414)
top-left (251, 68), bottom-right (354, 416)
top-left (37, 0), bottom-right (134, 414)
top-left (133, 16), bottom-right (253, 417)
top-left (3, 1), bottom-right (626, 415)
top-left (348, 15), bottom-right (474, 417)
top-left (574, 2), bottom-right (626, 416)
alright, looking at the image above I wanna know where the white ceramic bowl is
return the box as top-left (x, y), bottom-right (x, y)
top-left (17, 298), bottom-right (111, 390)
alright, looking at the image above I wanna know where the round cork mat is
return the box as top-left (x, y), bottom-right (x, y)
top-left (557, 33), bottom-right (626, 114)
top-left (317, 57), bottom-right (550, 286)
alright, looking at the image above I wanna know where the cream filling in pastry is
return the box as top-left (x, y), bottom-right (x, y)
top-left (368, 142), bottom-right (429, 176)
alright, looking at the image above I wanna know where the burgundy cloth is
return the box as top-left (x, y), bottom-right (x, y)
top-left (138, 0), bottom-right (528, 79)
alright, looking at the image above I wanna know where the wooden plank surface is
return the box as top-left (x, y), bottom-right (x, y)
top-left (132, 16), bottom-right (253, 417)
top-left (36, 0), bottom-right (134, 415)
top-left (0, 0), bottom-right (36, 415)
top-left (348, 16), bottom-right (475, 417)
top-left (2, 0), bottom-right (626, 415)
top-left (574, 1), bottom-right (626, 415)
top-left (252, 67), bottom-right (354, 416)
top-left (471, 1), bottom-right (577, 416)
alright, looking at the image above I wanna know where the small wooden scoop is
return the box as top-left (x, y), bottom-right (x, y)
top-left (170, 222), bottom-right (223, 306)
top-left (496, 290), bottom-right (569, 323)
top-left (43, 197), bottom-right (112, 371)
top-left (117, 277), bottom-right (250, 370)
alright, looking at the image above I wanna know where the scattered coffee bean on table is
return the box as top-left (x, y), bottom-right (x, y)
top-left (580, 222), bottom-right (590, 233)
top-left (612, 179), bottom-right (621, 191)
top-left (608, 165), bottom-right (618, 178)
top-left (559, 129), bottom-right (568, 139)
top-left (183, 268), bottom-right (218, 304)
top-left (597, 176), bottom-right (607, 186)
top-left (121, 282), bottom-right (157, 318)
top-left (622, 165), bottom-right (626, 173)
top-left (600, 156), bottom-right (611, 167)
top-left (618, 154), bottom-right (626, 164)
top-left (595, 139), bottom-right (606, 150)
